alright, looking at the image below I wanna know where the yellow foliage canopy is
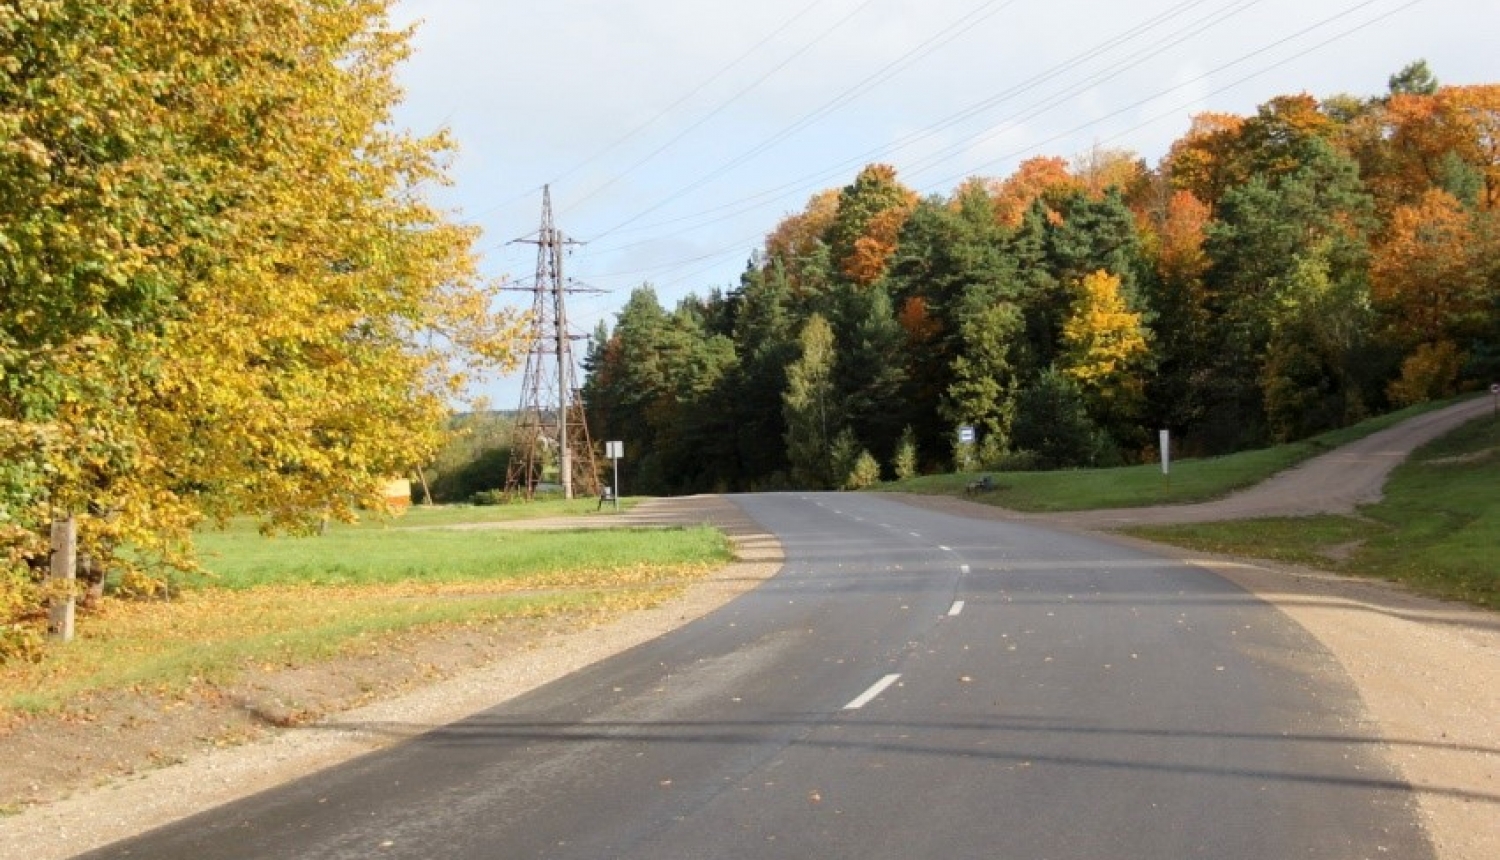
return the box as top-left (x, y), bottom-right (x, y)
top-left (1061, 270), bottom-right (1150, 394)
top-left (0, 2), bottom-right (524, 593)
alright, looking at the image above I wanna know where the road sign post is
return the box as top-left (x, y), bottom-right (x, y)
top-left (1491, 382), bottom-right (1498, 419)
top-left (956, 425), bottom-right (975, 472)
top-left (605, 441), bottom-right (624, 512)
top-left (1159, 429), bottom-right (1171, 492)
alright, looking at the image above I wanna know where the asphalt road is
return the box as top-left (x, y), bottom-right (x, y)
top-left (80, 493), bottom-right (1432, 859)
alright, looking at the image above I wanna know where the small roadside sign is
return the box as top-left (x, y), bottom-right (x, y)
top-left (957, 425), bottom-right (975, 444)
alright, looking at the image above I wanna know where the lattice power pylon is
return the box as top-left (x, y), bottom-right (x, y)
top-left (504, 186), bottom-right (601, 501)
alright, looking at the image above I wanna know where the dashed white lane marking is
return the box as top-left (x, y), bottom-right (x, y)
top-left (844, 674), bottom-right (902, 710)
top-left (948, 601), bottom-right (965, 617)
top-left (909, 532), bottom-right (922, 538)
top-left (960, 564), bottom-right (970, 574)
top-left (938, 545), bottom-right (951, 552)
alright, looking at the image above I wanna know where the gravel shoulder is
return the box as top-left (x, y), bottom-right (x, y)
top-left (4, 402), bottom-right (1498, 859)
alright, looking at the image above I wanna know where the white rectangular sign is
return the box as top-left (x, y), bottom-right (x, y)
top-left (605, 441), bottom-right (624, 460)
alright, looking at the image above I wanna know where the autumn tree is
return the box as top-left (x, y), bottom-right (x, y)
top-left (988, 156), bottom-right (1081, 228)
top-left (1164, 112), bottom-right (1245, 210)
top-left (942, 300), bottom-right (1025, 463)
top-left (1260, 249), bottom-right (1374, 440)
top-left (1138, 190), bottom-right (1214, 436)
top-left (884, 188), bottom-right (1018, 465)
top-left (1200, 135), bottom-right (1374, 448)
top-left (763, 189), bottom-right (840, 297)
top-left (783, 315), bottom-right (840, 489)
top-left (1, 1), bottom-right (520, 647)
top-left (824, 164), bottom-right (917, 287)
top-left (1371, 189), bottom-right (1495, 401)
top-left (1060, 270), bottom-right (1151, 447)
top-left (1072, 146), bottom-right (1147, 200)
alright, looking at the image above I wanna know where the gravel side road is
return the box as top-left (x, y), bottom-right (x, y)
top-left (1034, 395), bottom-right (1495, 527)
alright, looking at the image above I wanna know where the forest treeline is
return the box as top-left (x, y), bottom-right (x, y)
top-left (582, 62), bottom-right (1500, 494)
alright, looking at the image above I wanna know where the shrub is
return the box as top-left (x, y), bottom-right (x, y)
top-left (0, 561), bottom-right (43, 664)
top-left (1388, 341), bottom-right (1465, 406)
top-left (1012, 368), bottom-right (1116, 468)
top-left (892, 426), bottom-right (918, 481)
top-left (845, 451), bottom-right (882, 490)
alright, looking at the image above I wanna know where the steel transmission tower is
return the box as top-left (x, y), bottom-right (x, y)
top-left (504, 186), bottom-right (601, 500)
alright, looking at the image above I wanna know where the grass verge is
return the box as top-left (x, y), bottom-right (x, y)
top-left (2, 515), bottom-right (732, 715)
top-left (885, 398), bottom-right (1458, 512)
top-left (1123, 413), bottom-right (1500, 609)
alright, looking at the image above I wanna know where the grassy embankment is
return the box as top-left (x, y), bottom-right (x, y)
top-left (891, 399), bottom-right (1452, 512)
top-left (1, 499), bottom-right (733, 715)
top-left (888, 396), bottom-right (1498, 609)
top-left (1124, 410), bottom-right (1499, 609)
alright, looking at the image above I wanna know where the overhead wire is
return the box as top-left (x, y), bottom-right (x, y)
top-left (557, 0), bottom-right (883, 219)
top-left (900, 0), bottom-right (1267, 179)
top-left (588, 0), bottom-right (1027, 240)
top-left (574, 0), bottom-right (1423, 292)
top-left (918, 0), bottom-right (1405, 189)
top-left (588, 0), bottom-right (1241, 249)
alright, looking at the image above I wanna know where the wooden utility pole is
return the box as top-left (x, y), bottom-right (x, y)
top-left (48, 515), bottom-right (77, 642)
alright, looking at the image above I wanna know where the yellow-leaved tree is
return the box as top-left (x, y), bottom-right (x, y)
top-left (1060, 270), bottom-right (1151, 443)
top-left (0, 1), bottom-right (521, 655)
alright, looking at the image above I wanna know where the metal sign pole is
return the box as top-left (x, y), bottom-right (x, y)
top-left (605, 441), bottom-right (623, 513)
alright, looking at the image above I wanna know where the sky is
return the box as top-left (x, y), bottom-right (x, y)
top-left (387, 0), bottom-right (1497, 408)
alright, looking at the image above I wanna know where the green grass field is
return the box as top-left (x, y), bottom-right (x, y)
top-left (887, 398), bottom-right (1455, 512)
top-left (1125, 413), bottom-right (1500, 608)
top-left (194, 520), bottom-right (723, 590)
top-left (2, 508), bottom-right (732, 715)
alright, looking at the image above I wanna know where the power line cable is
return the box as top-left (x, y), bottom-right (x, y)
top-left (899, 0), bottom-right (1267, 178)
top-left (918, 0), bottom-right (1405, 189)
top-left (589, 0), bottom-right (1236, 246)
top-left (577, 0), bottom-right (1420, 290)
top-left (548, 0), bottom-right (828, 198)
top-left (559, 0), bottom-right (882, 218)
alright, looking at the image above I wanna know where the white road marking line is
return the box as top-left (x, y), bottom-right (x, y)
top-left (938, 545), bottom-right (951, 552)
top-left (960, 564), bottom-right (970, 574)
top-left (909, 532), bottom-right (922, 538)
top-left (948, 601), bottom-right (965, 616)
top-left (844, 674), bottom-right (902, 710)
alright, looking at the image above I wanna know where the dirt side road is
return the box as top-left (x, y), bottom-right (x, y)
top-left (1039, 395), bottom-right (1496, 527)
top-left (4, 400), bottom-right (1498, 859)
